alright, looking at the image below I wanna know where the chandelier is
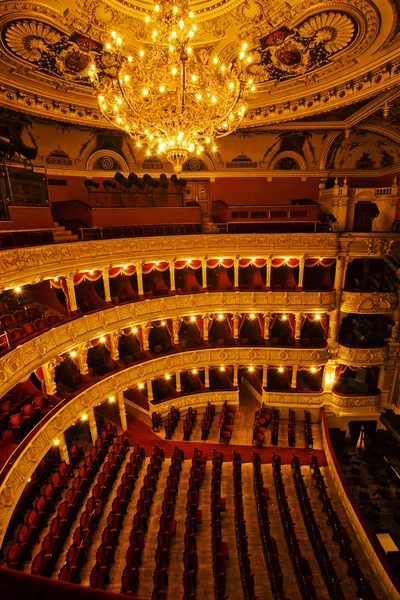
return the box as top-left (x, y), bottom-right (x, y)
top-left (89, 0), bottom-right (254, 173)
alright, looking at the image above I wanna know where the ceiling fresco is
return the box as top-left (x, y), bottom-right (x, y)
top-left (0, 0), bottom-right (397, 129)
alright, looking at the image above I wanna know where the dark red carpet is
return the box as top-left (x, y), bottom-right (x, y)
top-left (123, 413), bottom-right (327, 466)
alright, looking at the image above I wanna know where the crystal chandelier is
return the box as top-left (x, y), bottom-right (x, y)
top-left (89, 0), bottom-right (254, 173)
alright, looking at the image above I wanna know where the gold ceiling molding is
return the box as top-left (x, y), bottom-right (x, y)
top-left (0, 296), bottom-right (332, 399)
top-left (0, 233), bottom-right (340, 289)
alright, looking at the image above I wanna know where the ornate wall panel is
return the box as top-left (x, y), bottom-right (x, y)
top-left (330, 393), bottom-right (381, 407)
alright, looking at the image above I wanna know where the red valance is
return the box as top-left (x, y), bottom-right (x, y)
top-left (72, 271), bottom-right (102, 285)
top-left (109, 265), bottom-right (136, 278)
top-left (175, 260), bottom-right (202, 270)
top-left (239, 258), bottom-right (267, 268)
top-left (142, 262), bottom-right (169, 274)
top-left (305, 258), bottom-right (335, 268)
top-left (207, 258), bottom-right (234, 269)
top-left (271, 258), bottom-right (300, 268)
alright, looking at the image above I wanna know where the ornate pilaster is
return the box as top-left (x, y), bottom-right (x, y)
top-left (294, 312), bottom-right (303, 342)
top-left (205, 366), bottom-right (210, 389)
top-left (263, 312), bottom-right (271, 340)
top-left (233, 364), bottom-right (238, 387)
top-left (147, 379), bottom-right (154, 402)
top-left (43, 358), bottom-right (58, 396)
top-left (102, 266), bottom-right (111, 302)
top-left (234, 255), bottom-right (239, 289)
top-left (117, 390), bottom-right (128, 432)
top-left (203, 314), bottom-right (209, 341)
top-left (176, 370), bottom-right (181, 393)
top-left (109, 331), bottom-right (121, 361)
top-left (59, 433), bottom-right (70, 464)
top-left (169, 259), bottom-right (176, 292)
top-left (142, 322), bottom-right (151, 351)
top-left (262, 366), bottom-right (268, 388)
top-left (266, 256), bottom-right (272, 288)
top-left (88, 408), bottom-right (98, 443)
top-left (172, 317), bottom-right (181, 345)
top-left (65, 273), bottom-right (77, 312)
top-left (136, 262), bottom-right (144, 296)
top-left (291, 366), bottom-right (298, 389)
top-left (323, 363), bottom-right (336, 391)
top-left (298, 255), bottom-right (306, 289)
top-left (202, 257), bottom-right (208, 289)
top-left (76, 343), bottom-right (89, 375)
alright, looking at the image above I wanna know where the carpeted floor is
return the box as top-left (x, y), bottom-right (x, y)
top-left (123, 413), bottom-right (327, 465)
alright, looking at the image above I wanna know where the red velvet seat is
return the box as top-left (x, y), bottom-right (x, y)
top-left (6, 541), bottom-right (27, 569)
top-left (121, 566), bottom-right (140, 595)
top-left (90, 563), bottom-right (109, 589)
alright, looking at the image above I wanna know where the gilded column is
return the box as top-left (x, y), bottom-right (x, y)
top-left (65, 273), bottom-right (78, 312)
top-left (263, 312), bottom-right (271, 341)
top-left (266, 256), bottom-right (272, 289)
top-left (43, 359), bottom-right (58, 396)
top-left (262, 366), bottom-right (268, 388)
top-left (294, 312), bottom-right (303, 343)
top-left (88, 408), bottom-right (98, 443)
top-left (117, 390), bottom-right (128, 432)
top-left (291, 366), bottom-right (298, 389)
top-left (233, 313), bottom-right (240, 340)
top-left (202, 257), bottom-right (208, 289)
top-left (205, 366), bottom-right (210, 389)
top-left (176, 371), bottom-right (181, 393)
top-left (298, 255), bottom-right (305, 289)
top-left (233, 364), bottom-right (238, 387)
top-left (203, 314), bottom-right (209, 341)
top-left (147, 379), bottom-right (154, 402)
top-left (142, 322), bottom-right (151, 351)
top-left (136, 261), bottom-right (144, 297)
top-left (102, 266), bottom-right (111, 302)
top-left (169, 259), bottom-right (176, 292)
top-left (234, 255), bottom-right (240, 289)
top-left (172, 317), bottom-right (181, 345)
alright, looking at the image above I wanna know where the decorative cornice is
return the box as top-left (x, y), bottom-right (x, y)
top-left (337, 344), bottom-right (388, 366)
top-left (340, 291), bottom-right (399, 314)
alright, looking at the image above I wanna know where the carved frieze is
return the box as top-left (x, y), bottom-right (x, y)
top-left (330, 393), bottom-right (380, 407)
top-left (337, 344), bottom-right (388, 366)
top-left (340, 291), bottom-right (398, 314)
top-left (263, 391), bottom-right (324, 405)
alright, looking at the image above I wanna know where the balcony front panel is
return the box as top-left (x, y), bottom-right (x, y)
top-left (337, 344), bottom-right (388, 366)
top-left (146, 390), bottom-right (239, 416)
top-left (330, 392), bottom-right (381, 408)
top-left (340, 291), bottom-right (398, 314)
top-left (263, 390), bottom-right (324, 405)
top-left (0, 233), bottom-right (339, 289)
top-left (0, 293), bottom-right (331, 398)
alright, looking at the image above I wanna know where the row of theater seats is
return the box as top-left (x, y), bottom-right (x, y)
top-left (310, 456), bottom-right (377, 599)
top-left (1, 395), bottom-right (56, 443)
top-left (210, 449), bottom-right (229, 600)
top-left (271, 409), bottom-right (280, 445)
top-left (200, 402), bottom-right (215, 440)
top-left (252, 403), bottom-right (272, 446)
top-left (0, 307), bottom-right (64, 353)
top-left (183, 407), bottom-right (197, 441)
top-left (4, 459), bottom-right (73, 570)
top-left (80, 224), bottom-right (200, 241)
top-left (232, 450), bottom-right (258, 599)
top-left (218, 401), bottom-right (236, 443)
top-left (182, 447), bottom-right (207, 599)
top-left (88, 440), bottom-right (135, 589)
top-left (288, 409), bottom-right (296, 447)
top-left (304, 411), bottom-right (314, 449)
top-left (164, 406), bottom-right (180, 440)
top-left (121, 444), bottom-right (164, 596)
top-left (291, 455), bottom-right (345, 600)
top-left (272, 452), bottom-right (319, 599)
top-left (253, 450), bottom-right (286, 598)
top-left (0, 230), bottom-right (54, 250)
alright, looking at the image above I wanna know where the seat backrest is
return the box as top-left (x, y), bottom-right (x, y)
top-left (16, 524), bottom-right (30, 543)
top-left (26, 509), bottom-right (39, 527)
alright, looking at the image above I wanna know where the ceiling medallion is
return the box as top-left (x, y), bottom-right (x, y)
top-left (89, 0), bottom-right (254, 173)
top-left (245, 11), bottom-right (356, 84)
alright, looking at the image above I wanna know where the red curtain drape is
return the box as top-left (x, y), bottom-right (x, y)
top-left (109, 265), bottom-right (136, 277)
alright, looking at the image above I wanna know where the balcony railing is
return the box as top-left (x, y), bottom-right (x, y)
top-left (330, 391), bottom-right (381, 408)
top-left (337, 345), bottom-right (388, 366)
top-left (340, 291), bottom-right (398, 313)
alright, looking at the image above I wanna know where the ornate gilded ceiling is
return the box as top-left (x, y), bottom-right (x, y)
top-left (0, 0), bottom-right (399, 128)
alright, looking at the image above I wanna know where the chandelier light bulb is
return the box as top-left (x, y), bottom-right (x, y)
top-left (91, 0), bottom-right (253, 172)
